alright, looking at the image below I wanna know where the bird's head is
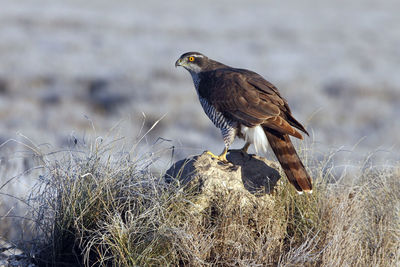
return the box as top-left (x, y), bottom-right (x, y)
top-left (175, 52), bottom-right (208, 74)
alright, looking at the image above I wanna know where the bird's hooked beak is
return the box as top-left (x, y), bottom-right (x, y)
top-left (175, 58), bottom-right (183, 68)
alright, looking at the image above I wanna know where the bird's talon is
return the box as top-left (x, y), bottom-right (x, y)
top-left (205, 150), bottom-right (228, 163)
top-left (206, 150), bottom-right (218, 158)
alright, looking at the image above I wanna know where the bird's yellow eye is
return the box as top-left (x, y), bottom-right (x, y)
top-left (189, 56), bottom-right (195, 62)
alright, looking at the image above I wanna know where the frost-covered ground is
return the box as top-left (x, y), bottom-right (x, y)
top-left (0, 0), bottom-right (400, 240)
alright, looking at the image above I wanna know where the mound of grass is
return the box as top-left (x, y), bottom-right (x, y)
top-left (25, 138), bottom-right (399, 266)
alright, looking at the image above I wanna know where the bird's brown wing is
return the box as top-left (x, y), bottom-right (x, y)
top-left (247, 75), bottom-right (309, 136)
top-left (207, 68), bottom-right (312, 192)
top-left (209, 69), bottom-right (307, 139)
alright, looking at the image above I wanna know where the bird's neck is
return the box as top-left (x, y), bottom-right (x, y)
top-left (189, 71), bottom-right (201, 92)
top-left (188, 59), bottom-right (228, 93)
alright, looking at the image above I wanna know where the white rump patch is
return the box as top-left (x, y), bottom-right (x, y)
top-left (241, 125), bottom-right (268, 153)
top-left (297, 190), bottom-right (313, 195)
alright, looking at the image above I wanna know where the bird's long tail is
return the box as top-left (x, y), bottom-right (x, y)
top-left (263, 128), bottom-right (312, 193)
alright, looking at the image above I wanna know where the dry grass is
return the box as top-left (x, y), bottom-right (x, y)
top-left (8, 137), bottom-right (400, 266)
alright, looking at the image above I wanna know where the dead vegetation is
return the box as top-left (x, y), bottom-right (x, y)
top-left (1, 136), bottom-right (399, 266)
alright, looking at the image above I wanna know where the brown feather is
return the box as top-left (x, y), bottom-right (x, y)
top-left (205, 68), bottom-right (308, 138)
top-left (178, 52), bottom-right (312, 192)
top-left (263, 127), bottom-right (312, 192)
top-left (265, 117), bottom-right (303, 139)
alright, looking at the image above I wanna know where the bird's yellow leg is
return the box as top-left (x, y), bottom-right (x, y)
top-left (206, 147), bottom-right (228, 162)
top-left (240, 142), bottom-right (251, 154)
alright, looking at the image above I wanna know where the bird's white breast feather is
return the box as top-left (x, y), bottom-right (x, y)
top-left (241, 125), bottom-right (268, 153)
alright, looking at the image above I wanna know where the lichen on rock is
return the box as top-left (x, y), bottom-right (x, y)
top-left (165, 150), bottom-right (282, 212)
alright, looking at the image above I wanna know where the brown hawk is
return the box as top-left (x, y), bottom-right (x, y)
top-left (175, 52), bottom-right (312, 193)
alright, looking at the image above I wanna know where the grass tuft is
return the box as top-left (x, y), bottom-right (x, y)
top-left (21, 138), bottom-right (400, 266)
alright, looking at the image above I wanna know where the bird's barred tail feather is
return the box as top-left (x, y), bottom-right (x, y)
top-left (263, 128), bottom-right (312, 193)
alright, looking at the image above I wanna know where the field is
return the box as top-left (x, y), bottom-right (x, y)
top-left (0, 0), bottom-right (399, 266)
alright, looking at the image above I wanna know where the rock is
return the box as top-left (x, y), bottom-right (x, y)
top-left (165, 150), bottom-right (281, 211)
top-left (323, 79), bottom-right (356, 98)
top-left (39, 90), bottom-right (61, 105)
top-left (0, 238), bottom-right (36, 267)
top-left (0, 78), bottom-right (8, 95)
top-left (85, 78), bottom-right (130, 114)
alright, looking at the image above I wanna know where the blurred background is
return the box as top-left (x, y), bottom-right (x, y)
top-left (0, 0), bottom-right (400, 240)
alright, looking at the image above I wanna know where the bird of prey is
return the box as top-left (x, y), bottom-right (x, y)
top-left (175, 52), bottom-right (312, 193)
